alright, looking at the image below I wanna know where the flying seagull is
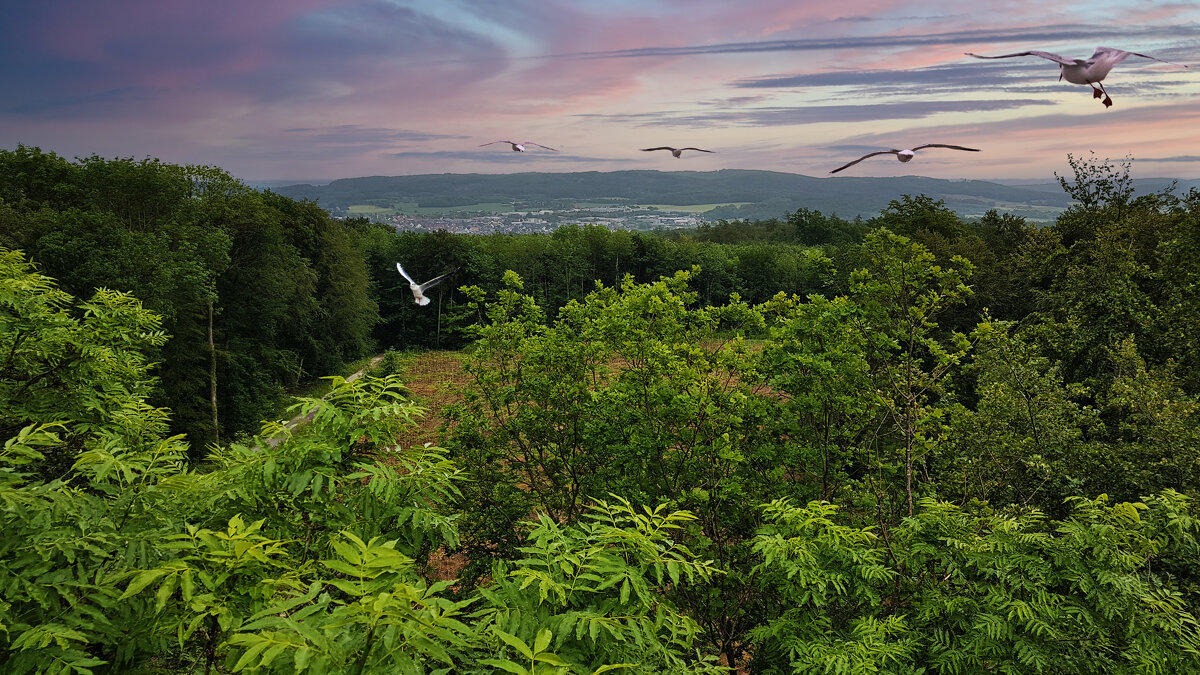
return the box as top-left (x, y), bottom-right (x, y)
top-left (829, 144), bottom-right (980, 174)
top-left (965, 46), bottom-right (1188, 108)
top-left (396, 263), bottom-right (459, 306)
top-left (641, 146), bottom-right (715, 158)
top-left (479, 140), bottom-right (558, 152)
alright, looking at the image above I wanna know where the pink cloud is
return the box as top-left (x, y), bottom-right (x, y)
top-left (6, 0), bottom-right (1198, 180)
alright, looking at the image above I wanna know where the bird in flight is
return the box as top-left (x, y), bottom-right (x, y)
top-left (829, 144), bottom-right (980, 174)
top-left (641, 146), bottom-right (715, 158)
top-left (396, 263), bottom-right (459, 306)
top-left (965, 46), bottom-right (1188, 108)
top-left (479, 140), bottom-right (558, 152)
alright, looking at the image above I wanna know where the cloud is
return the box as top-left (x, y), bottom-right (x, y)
top-left (1133, 155), bottom-right (1200, 163)
top-left (734, 63), bottom-right (1008, 89)
top-left (733, 55), bottom-right (1194, 98)
top-left (825, 143), bottom-right (902, 153)
top-left (281, 126), bottom-right (470, 145)
top-left (699, 95), bottom-right (771, 107)
top-left (0, 0), bottom-right (512, 120)
top-left (5, 1), bottom-right (1199, 180)
top-left (548, 23), bottom-right (1200, 60)
top-left (577, 98), bottom-right (1055, 128)
top-left (798, 98), bottom-right (1200, 179)
top-left (219, 126), bottom-right (474, 163)
top-left (2, 87), bottom-right (161, 117)
top-left (389, 150), bottom-right (629, 163)
top-left (715, 58), bottom-right (1197, 123)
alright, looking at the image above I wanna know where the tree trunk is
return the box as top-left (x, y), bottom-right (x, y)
top-left (436, 291), bottom-right (443, 347)
top-left (905, 399), bottom-right (914, 517)
top-left (203, 614), bottom-right (220, 675)
top-left (208, 301), bottom-right (219, 445)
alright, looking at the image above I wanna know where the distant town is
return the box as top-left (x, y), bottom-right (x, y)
top-left (336, 203), bottom-right (709, 234)
top-left (279, 170), bottom-right (1178, 227)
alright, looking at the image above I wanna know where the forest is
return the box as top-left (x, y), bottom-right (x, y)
top-left (4, 144), bottom-right (1200, 673)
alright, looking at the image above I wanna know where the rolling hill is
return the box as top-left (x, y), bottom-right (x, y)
top-left (270, 170), bottom-right (1199, 222)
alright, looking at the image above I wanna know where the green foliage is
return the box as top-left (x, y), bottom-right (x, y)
top-left (7, 149), bottom-right (1200, 674)
top-left (1055, 153), bottom-right (1136, 240)
top-left (758, 292), bottom-right (875, 502)
top-left (851, 230), bottom-right (974, 517)
top-left (0, 260), bottom-right (729, 674)
top-left (787, 208), bottom-right (868, 246)
top-left (472, 497), bottom-right (725, 675)
top-left (751, 495), bottom-right (1200, 674)
top-left (938, 321), bottom-right (1092, 509)
top-left (869, 195), bottom-right (965, 241)
top-left (454, 268), bottom-right (786, 664)
top-left (1, 247), bottom-right (170, 476)
top-left (0, 147), bottom-right (378, 445)
top-left (750, 499), bottom-right (910, 673)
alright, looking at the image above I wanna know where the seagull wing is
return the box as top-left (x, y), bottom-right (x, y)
top-left (417, 267), bottom-right (461, 293)
top-left (966, 50), bottom-right (1074, 66)
top-left (479, 140), bottom-right (516, 147)
top-left (829, 151), bottom-right (898, 174)
top-left (641, 147), bottom-right (676, 152)
top-left (523, 142), bottom-right (559, 151)
top-left (679, 148), bottom-right (715, 153)
top-left (1085, 47), bottom-right (1138, 70)
top-left (911, 144), bottom-right (981, 153)
top-left (1098, 47), bottom-right (1189, 68)
top-left (396, 262), bottom-right (418, 286)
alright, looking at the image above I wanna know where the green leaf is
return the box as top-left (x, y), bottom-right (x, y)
top-left (493, 628), bottom-right (534, 661)
top-left (119, 568), bottom-right (170, 600)
top-left (590, 665), bottom-right (635, 675)
top-left (233, 638), bottom-right (271, 671)
top-left (262, 642), bottom-right (289, 667)
top-left (534, 652), bottom-right (570, 666)
top-left (155, 572), bottom-right (178, 613)
top-left (533, 628), bottom-right (552, 654)
top-left (666, 560), bottom-right (680, 585)
top-left (294, 646), bottom-right (312, 671)
top-left (180, 569), bottom-right (195, 602)
top-left (480, 658), bottom-right (531, 675)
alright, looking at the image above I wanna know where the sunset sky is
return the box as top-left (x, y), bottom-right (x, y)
top-left (3, 1), bottom-right (1199, 183)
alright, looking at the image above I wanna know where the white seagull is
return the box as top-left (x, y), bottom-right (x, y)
top-left (965, 47), bottom-right (1188, 108)
top-left (479, 140), bottom-right (558, 152)
top-left (640, 146), bottom-right (715, 158)
top-left (396, 263), bottom-right (459, 306)
top-left (829, 144), bottom-right (980, 174)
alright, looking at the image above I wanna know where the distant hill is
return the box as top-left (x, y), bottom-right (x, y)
top-left (272, 170), bottom-right (1200, 222)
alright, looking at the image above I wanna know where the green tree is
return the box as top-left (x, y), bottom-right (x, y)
top-left (0, 258), bottom-right (722, 672)
top-left (758, 292), bottom-right (875, 503)
top-left (869, 195), bottom-right (965, 241)
top-left (1054, 152), bottom-right (1135, 246)
top-left (751, 495), bottom-right (1200, 674)
top-left (0, 147), bottom-right (379, 444)
top-left (453, 269), bottom-right (782, 667)
top-left (938, 321), bottom-right (1093, 510)
top-left (1095, 336), bottom-right (1200, 500)
top-left (850, 230), bottom-right (973, 518)
top-left (0, 248), bottom-right (169, 474)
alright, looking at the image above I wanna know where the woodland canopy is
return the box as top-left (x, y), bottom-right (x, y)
top-left (3, 147), bottom-right (1200, 673)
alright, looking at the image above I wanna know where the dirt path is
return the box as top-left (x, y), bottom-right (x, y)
top-left (260, 353), bottom-right (386, 449)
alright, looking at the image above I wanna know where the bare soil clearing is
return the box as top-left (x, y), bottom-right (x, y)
top-left (390, 350), bottom-right (468, 450)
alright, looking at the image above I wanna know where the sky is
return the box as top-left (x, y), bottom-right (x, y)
top-left (3, 1), bottom-right (1199, 183)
